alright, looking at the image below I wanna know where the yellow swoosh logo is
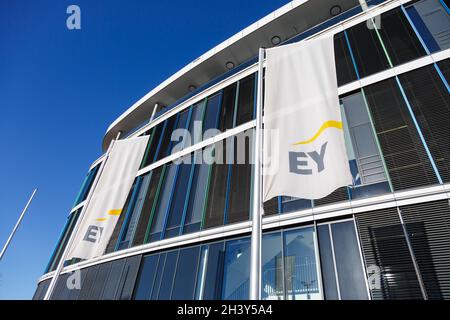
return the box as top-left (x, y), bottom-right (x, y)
top-left (108, 209), bottom-right (123, 216)
top-left (292, 120), bottom-right (343, 146)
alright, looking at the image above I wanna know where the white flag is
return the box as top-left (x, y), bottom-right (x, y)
top-left (263, 36), bottom-right (352, 201)
top-left (67, 136), bottom-right (149, 261)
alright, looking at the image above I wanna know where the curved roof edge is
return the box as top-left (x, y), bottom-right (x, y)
top-left (102, 0), bottom-right (360, 150)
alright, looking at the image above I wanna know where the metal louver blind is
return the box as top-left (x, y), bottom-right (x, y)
top-left (398, 65), bottom-right (450, 182)
top-left (263, 198), bottom-right (278, 216)
top-left (400, 200), bottom-right (450, 299)
top-left (363, 78), bottom-right (439, 190)
top-left (355, 207), bottom-right (423, 300)
top-left (437, 59), bottom-right (450, 82)
top-left (314, 187), bottom-right (349, 207)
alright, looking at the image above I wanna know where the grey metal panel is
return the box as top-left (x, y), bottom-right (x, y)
top-left (115, 255), bottom-right (142, 300)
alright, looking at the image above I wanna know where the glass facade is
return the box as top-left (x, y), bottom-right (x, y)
top-left (38, 0), bottom-right (450, 301)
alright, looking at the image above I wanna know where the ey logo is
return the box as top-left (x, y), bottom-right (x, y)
top-left (83, 225), bottom-right (103, 244)
top-left (288, 120), bottom-right (343, 175)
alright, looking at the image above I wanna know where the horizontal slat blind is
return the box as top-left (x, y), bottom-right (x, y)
top-left (400, 200), bottom-right (450, 299)
top-left (356, 207), bottom-right (423, 299)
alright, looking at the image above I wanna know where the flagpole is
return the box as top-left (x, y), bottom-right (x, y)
top-left (250, 47), bottom-right (265, 300)
top-left (0, 189), bottom-right (38, 261)
top-left (43, 131), bottom-right (121, 300)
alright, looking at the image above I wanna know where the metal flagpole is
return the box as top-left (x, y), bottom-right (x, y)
top-left (250, 47), bottom-right (265, 300)
top-left (0, 189), bottom-right (38, 261)
top-left (43, 131), bottom-right (121, 300)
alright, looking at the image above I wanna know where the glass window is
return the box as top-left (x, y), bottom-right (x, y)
top-left (188, 101), bottom-right (206, 145)
top-left (157, 250), bottom-right (179, 300)
top-left (117, 174), bottom-right (152, 250)
top-left (283, 227), bottom-right (320, 300)
top-left (201, 242), bottom-right (226, 300)
top-left (226, 132), bottom-right (253, 224)
top-left (280, 197), bottom-right (312, 214)
top-left (150, 253), bottom-right (166, 300)
top-left (235, 74), bottom-right (256, 126)
top-left (345, 18), bottom-right (391, 78)
top-left (134, 254), bottom-right (160, 300)
top-left (169, 108), bottom-right (191, 155)
top-left (183, 150), bottom-right (210, 234)
top-left (334, 32), bottom-right (359, 86)
top-left (405, 0), bottom-right (450, 53)
top-left (222, 238), bottom-right (251, 300)
top-left (47, 208), bottom-right (81, 272)
top-left (262, 232), bottom-right (284, 300)
top-left (73, 165), bottom-right (99, 206)
top-left (141, 123), bottom-right (164, 168)
top-left (377, 7), bottom-right (426, 66)
top-left (341, 92), bottom-right (387, 187)
top-left (147, 164), bottom-right (177, 242)
top-left (204, 142), bottom-right (228, 229)
top-left (317, 225), bottom-right (339, 300)
top-left (331, 221), bottom-right (368, 300)
top-left (133, 167), bottom-right (164, 246)
top-left (219, 83), bottom-right (237, 131)
top-left (156, 115), bottom-right (179, 161)
top-left (172, 247), bottom-right (201, 299)
top-left (105, 179), bottom-right (139, 254)
top-left (202, 93), bottom-right (222, 139)
top-left (164, 156), bottom-right (193, 239)
top-left (363, 78), bottom-right (440, 190)
top-left (398, 65), bottom-right (450, 182)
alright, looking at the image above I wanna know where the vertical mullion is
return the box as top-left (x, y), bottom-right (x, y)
top-left (232, 80), bottom-right (240, 128)
top-left (343, 30), bottom-right (361, 80)
top-left (277, 197), bottom-right (282, 214)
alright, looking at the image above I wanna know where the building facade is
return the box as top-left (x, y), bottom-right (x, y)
top-left (33, 0), bottom-right (450, 300)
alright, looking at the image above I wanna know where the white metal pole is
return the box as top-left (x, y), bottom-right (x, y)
top-left (250, 48), bottom-right (264, 300)
top-left (43, 131), bottom-right (121, 300)
top-left (0, 189), bottom-right (38, 261)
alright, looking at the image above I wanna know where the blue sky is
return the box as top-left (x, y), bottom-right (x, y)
top-left (0, 0), bottom-right (289, 299)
